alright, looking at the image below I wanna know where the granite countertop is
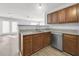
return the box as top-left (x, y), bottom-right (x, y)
top-left (50, 29), bottom-right (79, 35)
top-left (19, 29), bottom-right (79, 36)
top-left (20, 30), bottom-right (51, 35)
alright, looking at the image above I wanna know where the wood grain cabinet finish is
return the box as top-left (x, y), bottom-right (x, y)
top-left (43, 32), bottom-right (51, 47)
top-left (47, 14), bottom-right (52, 24)
top-left (77, 36), bottom-right (79, 55)
top-left (51, 12), bottom-right (58, 24)
top-left (65, 5), bottom-right (77, 23)
top-left (58, 9), bottom-right (66, 23)
top-left (63, 34), bottom-right (77, 55)
top-left (21, 32), bottom-right (51, 56)
top-left (47, 4), bottom-right (79, 24)
top-left (23, 35), bottom-right (32, 56)
top-left (32, 34), bottom-right (43, 53)
top-left (77, 4), bottom-right (79, 22)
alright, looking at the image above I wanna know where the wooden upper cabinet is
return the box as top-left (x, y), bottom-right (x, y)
top-left (58, 9), bottom-right (66, 23)
top-left (47, 4), bottom-right (79, 24)
top-left (51, 12), bottom-right (58, 24)
top-left (47, 14), bottom-right (52, 24)
top-left (76, 4), bottom-right (79, 22)
top-left (65, 5), bottom-right (77, 23)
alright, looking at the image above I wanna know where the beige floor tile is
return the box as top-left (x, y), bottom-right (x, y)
top-left (31, 46), bottom-right (71, 56)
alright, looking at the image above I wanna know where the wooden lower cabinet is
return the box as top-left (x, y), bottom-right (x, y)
top-left (43, 32), bottom-right (51, 47)
top-left (63, 34), bottom-right (78, 55)
top-left (32, 34), bottom-right (43, 53)
top-left (22, 32), bottom-right (51, 56)
top-left (23, 35), bottom-right (32, 56)
top-left (77, 36), bottom-right (79, 55)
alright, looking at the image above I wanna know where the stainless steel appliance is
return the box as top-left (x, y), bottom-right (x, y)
top-left (51, 33), bottom-right (63, 51)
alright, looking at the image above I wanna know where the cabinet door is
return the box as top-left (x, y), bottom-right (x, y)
top-left (76, 4), bottom-right (79, 22)
top-left (23, 35), bottom-right (32, 56)
top-left (65, 5), bottom-right (77, 23)
top-left (47, 14), bottom-right (52, 24)
top-left (43, 32), bottom-right (51, 47)
top-left (63, 34), bottom-right (77, 55)
top-left (58, 9), bottom-right (66, 23)
top-left (32, 34), bottom-right (43, 53)
top-left (51, 12), bottom-right (58, 24)
top-left (46, 32), bottom-right (51, 45)
top-left (77, 36), bottom-right (79, 55)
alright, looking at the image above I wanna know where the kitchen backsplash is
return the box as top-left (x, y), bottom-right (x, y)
top-left (18, 24), bottom-right (79, 35)
top-left (18, 25), bottom-right (50, 30)
top-left (48, 23), bottom-right (79, 30)
top-left (18, 23), bottom-right (79, 30)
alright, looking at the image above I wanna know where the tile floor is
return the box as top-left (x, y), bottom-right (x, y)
top-left (32, 46), bottom-right (71, 56)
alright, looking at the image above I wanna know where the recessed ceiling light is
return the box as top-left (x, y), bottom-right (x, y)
top-left (38, 4), bottom-right (42, 9)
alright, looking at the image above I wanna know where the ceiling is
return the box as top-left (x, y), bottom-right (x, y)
top-left (0, 3), bottom-right (46, 21)
top-left (0, 3), bottom-right (75, 22)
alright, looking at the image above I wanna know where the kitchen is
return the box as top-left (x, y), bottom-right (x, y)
top-left (0, 3), bottom-right (79, 56)
top-left (19, 4), bottom-right (79, 56)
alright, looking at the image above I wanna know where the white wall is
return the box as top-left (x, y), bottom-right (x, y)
top-left (46, 3), bottom-right (76, 14)
top-left (0, 20), bottom-right (2, 35)
top-left (0, 16), bottom-right (29, 25)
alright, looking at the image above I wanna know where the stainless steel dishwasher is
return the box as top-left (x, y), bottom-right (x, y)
top-left (51, 33), bottom-right (63, 51)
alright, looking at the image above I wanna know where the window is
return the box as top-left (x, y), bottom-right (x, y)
top-left (2, 21), bottom-right (10, 33)
top-left (12, 22), bottom-right (18, 32)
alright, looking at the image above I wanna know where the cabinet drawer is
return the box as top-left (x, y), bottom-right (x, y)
top-left (23, 35), bottom-right (32, 40)
top-left (64, 34), bottom-right (77, 39)
top-left (32, 34), bottom-right (40, 38)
